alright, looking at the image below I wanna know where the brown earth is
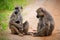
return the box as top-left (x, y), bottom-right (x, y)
top-left (8, 0), bottom-right (60, 40)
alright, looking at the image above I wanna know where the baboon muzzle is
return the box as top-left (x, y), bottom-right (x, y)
top-left (15, 21), bottom-right (20, 24)
top-left (15, 11), bottom-right (18, 14)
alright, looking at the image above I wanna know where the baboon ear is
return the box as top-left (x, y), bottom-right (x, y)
top-left (21, 6), bottom-right (23, 9)
top-left (36, 8), bottom-right (42, 13)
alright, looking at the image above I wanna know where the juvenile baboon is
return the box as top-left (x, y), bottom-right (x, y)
top-left (33, 8), bottom-right (54, 36)
top-left (23, 21), bottom-right (33, 35)
top-left (9, 6), bottom-right (23, 36)
top-left (23, 21), bottom-right (29, 35)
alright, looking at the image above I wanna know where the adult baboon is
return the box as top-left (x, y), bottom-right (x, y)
top-left (9, 6), bottom-right (23, 36)
top-left (9, 6), bottom-right (30, 36)
top-left (33, 8), bottom-right (54, 36)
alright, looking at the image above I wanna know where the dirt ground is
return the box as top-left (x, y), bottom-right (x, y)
top-left (7, 0), bottom-right (60, 40)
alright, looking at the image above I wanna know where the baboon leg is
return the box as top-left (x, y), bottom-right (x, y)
top-left (44, 22), bottom-right (50, 36)
top-left (10, 27), bottom-right (16, 34)
top-left (10, 25), bottom-right (20, 34)
top-left (9, 24), bottom-right (16, 34)
top-left (13, 27), bottom-right (23, 36)
top-left (33, 25), bottom-right (46, 36)
top-left (44, 21), bottom-right (54, 36)
top-left (10, 25), bottom-right (23, 36)
top-left (48, 23), bottom-right (54, 36)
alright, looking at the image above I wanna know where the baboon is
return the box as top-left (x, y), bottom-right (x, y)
top-left (9, 6), bottom-right (30, 36)
top-left (9, 6), bottom-right (23, 36)
top-left (23, 21), bottom-right (33, 35)
top-left (23, 21), bottom-right (29, 35)
top-left (33, 8), bottom-right (54, 36)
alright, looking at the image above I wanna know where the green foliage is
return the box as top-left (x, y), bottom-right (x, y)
top-left (0, 0), bottom-right (13, 10)
top-left (0, 0), bottom-right (28, 10)
top-left (0, 11), bottom-right (9, 30)
top-left (0, 0), bottom-right (28, 30)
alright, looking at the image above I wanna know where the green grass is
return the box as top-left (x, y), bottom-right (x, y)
top-left (0, 10), bottom-right (10, 30)
top-left (0, 0), bottom-right (28, 10)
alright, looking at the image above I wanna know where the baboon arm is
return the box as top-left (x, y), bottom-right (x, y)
top-left (12, 26), bottom-right (21, 34)
top-left (39, 26), bottom-right (46, 32)
top-left (9, 20), bottom-right (20, 27)
top-left (12, 22), bottom-right (21, 27)
top-left (10, 13), bottom-right (15, 18)
top-left (40, 22), bottom-right (51, 32)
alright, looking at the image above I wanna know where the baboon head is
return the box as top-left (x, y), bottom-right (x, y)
top-left (36, 8), bottom-right (45, 18)
top-left (14, 6), bottom-right (23, 14)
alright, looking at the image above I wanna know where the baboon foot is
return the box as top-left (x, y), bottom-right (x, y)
top-left (32, 33), bottom-right (40, 37)
top-left (33, 33), bottom-right (46, 37)
top-left (18, 34), bottom-right (24, 36)
top-left (24, 32), bottom-right (33, 35)
top-left (45, 33), bottom-right (52, 36)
